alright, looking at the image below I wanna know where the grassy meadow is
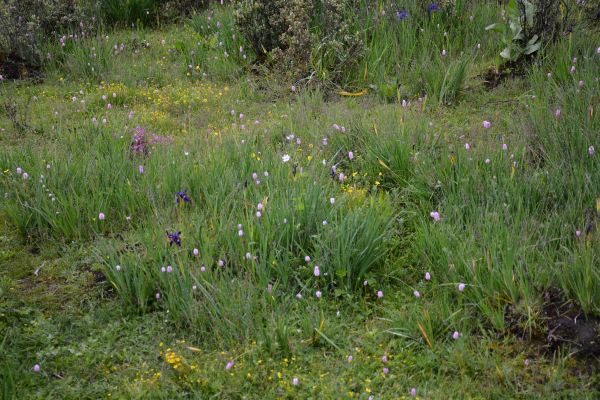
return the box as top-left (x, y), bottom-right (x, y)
top-left (1, 1), bottom-right (599, 398)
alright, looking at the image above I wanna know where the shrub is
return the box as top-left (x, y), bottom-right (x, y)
top-left (0, 0), bottom-right (88, 72)
top-left (235, 0), bottom-right (362, 83)
top-left (531, 0), bottom-right (560, 39)
top-left (235, 0), bottom-right (312, 76)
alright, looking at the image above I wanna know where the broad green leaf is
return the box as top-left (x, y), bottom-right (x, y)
top-left (524, 0), bottom-right (535, 26)
top-left (485, 23), bottom-right (503, 32)
top-left (524, 41), bottom-right (541, 55)
top-left (509, 20), bottom-right (522, 37)
top-left (527, 34), bottom-right (539, 46)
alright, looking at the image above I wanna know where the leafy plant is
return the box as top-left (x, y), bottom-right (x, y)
top-left (0, 0), bottom-right (89, 70)
top-left (486, 0), bottom-right (541, 62)
top-left (235, 0), bottom-right (362, 84)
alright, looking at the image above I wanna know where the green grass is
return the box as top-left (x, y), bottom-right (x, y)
top-left (1, 1), bottom-right (599, 399)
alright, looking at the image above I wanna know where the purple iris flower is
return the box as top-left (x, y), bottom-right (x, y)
top-left (167, 231), bottom-right (182, 246)
top-left (428, 3), bottom-right (439, 12)
top-left (176, 191), bottom-right (190, 204)
top-left (396, 10), bottom-right (409, 20)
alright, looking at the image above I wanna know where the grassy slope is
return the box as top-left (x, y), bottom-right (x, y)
top-left (0, 208), bottom-right (592, 399)
top-left (1, 6), bottom-right (599, 400)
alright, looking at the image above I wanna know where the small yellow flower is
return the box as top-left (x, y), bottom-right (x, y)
top-left (450, 153), bottom-right (457, 164)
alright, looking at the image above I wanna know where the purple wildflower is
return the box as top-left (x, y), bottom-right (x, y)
top-left (176, 191), bottom-right (190, 204)
top-left (131, 126), bottom-right (173, 155)
top-left (131, 126), bottom-right (149, 155)
top-left (167, 231), bottom-right (182, 246)
top-left (396, 10), bottom-right (409, 20)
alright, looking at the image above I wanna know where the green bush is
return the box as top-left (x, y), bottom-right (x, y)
top-left (0, 0), bottom-right (210, 76)
top-left (235, 0), bottom-right (312, 76)
top-left (235, 0), bottom-right (362, 83)
top-left (0, 0), bottom-right (88, 70)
